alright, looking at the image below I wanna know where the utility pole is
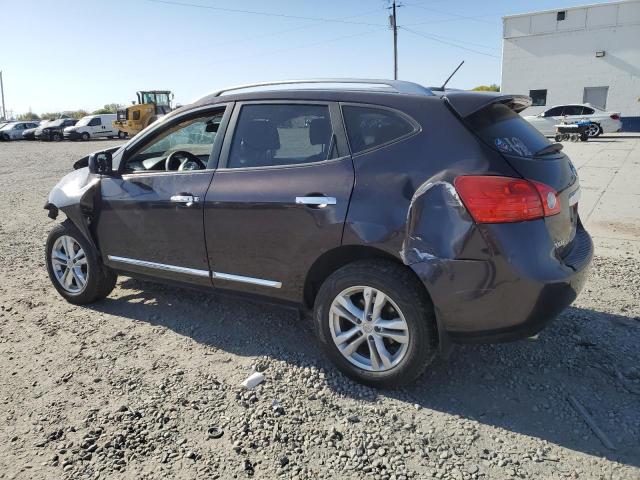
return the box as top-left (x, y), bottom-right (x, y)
top-left (390, 1), bottom-right (398, 80)
top-left (0, 71), bottom-right (5, 120)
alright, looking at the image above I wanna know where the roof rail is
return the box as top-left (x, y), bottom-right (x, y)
top-left (205, 78), bottom-right (434, 98)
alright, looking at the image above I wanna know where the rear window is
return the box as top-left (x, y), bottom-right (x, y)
top-left (466, 102), bottom-right (552, 158)
top-left (342, 106), bottom-right (416, 154)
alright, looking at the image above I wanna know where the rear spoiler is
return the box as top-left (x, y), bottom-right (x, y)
top-left (439, 91), bottom-right (532, 117)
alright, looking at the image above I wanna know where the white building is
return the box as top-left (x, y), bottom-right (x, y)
top-left (501, 0), bottom-right (640, 131)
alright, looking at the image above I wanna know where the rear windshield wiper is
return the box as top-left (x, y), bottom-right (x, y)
top-left (534, 143), bottom-right (563, 157)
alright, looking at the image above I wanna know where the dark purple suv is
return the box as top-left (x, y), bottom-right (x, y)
top-left (44, 79), bottom-right (592, 388)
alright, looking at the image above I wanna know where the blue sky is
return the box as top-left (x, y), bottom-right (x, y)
top-left (2, 0), bottom-right (616, 115)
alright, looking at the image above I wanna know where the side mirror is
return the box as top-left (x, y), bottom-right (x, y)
top-left (88, 151), bottom-right (113, 175)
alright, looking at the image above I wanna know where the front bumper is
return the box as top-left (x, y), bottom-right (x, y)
top-left (411, 223), bottom-right (593, 343)
top-left (64, 130), bottom-right (81, 140)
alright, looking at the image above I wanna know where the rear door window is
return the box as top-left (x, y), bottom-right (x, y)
top-left (563, 105), bottom-right (583, 116)
top-left (227, 104), bottom-right (333, 168)
top-left (342, 105), bottom-right (416, 154)
top-left (582, 107), bottom-right (595, 115)
top-left (467, 102), bottom-right (552, 158)
top-left (544, 107), bottom-right (564, 117)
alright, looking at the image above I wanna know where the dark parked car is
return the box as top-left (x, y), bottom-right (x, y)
top-left (44, 79), bottom-right (592, 388)
top-left (22, 121), bottom-right (46, 140)
top-left (35, 118), bottom-right (77, 141)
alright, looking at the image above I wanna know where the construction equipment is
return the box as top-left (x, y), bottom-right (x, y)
top-left (113, 90), bottom-right (174, 137)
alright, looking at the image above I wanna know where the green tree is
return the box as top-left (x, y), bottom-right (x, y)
top-left (472, 84), bottom-right (500, 92)
top-left (92, 103), bottom-right (123, 114)
top-left (17, 111), bottom-right (40, 120)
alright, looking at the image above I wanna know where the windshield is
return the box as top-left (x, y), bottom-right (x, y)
top-left (47, 119), bottom-right (64, 127)
top-left (466, 102), bottom-right (552, 158)
top-left (76, 117), bottom-right (92, 127)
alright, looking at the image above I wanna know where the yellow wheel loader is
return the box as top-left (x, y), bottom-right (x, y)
top-left (113, 90), bottom-right (174, 138)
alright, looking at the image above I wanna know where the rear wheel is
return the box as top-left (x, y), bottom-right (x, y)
top-left (45, 220), bottom-right (117, 304)
top-left (314, 260), bottom-right (437, 388)
top-left (81, 132), bottom-right (90, 141)
top-left (586, 123), bottom-right (601, 137)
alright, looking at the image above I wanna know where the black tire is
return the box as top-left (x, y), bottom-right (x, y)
top-left (554, 133), bottom-right (562, 142)
top-left (45, 220), bottom-right (117, 305)
top-left (580, 133), bottom-right (589, 142)
top-left (314, 260), bottom-right (437, 389)
top-left (586, 123), bottom-right (602, 138)
top-left (117, 131), bottom-right (127, 139)
top-left (52, 132), bottom-right (62, 142)
top-left (81, 132), bottom-right (90, 141)
top-left (2, 133), bottom-right (10, 141)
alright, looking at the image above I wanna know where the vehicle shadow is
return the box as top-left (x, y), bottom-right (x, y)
top-left (85, 277), bottom-right (640, 468)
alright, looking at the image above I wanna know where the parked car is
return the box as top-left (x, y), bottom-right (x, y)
top-left (523, 104), bottom-right (622, 137)
top-left (35, 118), bottom-right (77, 141)
top-left (0, 121), bottom-right (40, 141)
top-left (22, 121), bottom-right (46, 140)
top-left (64, 114), bottom-right (120, 140)
top-left (44, 79), bottom-right (592, 388)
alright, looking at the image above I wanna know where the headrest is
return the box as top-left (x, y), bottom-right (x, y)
top-left (240, 118), bottom-right (280, 151)
top-left (308, 118), bottom-right (331, 145)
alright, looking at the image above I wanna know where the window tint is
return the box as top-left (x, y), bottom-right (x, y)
top-left (124, 111), bottom-right (223, 173)
top-left (529, 89), bottom-right (547, 106)
top-left (563, 105), bottom-right (583, 116)
top-left (342, 106), bottom-right (414, 154)
top-left (543, 107), bottom-right (564, 117)
top-left (467, 102), bottom-right (552, 158)
top-left (227, 104), bottom-right (333, 168)
top-left (582, 107), bottom-right (594, 115)
top-left (88, 117), bottom-right (101, 126)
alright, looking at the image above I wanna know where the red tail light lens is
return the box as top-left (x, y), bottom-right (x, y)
top-left (454, 176), bottom-right (560, 223)
top-left (610, 114), bottom-right (620, 120)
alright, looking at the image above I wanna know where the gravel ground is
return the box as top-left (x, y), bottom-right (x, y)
top-left (0, 139), bottom-right (638, 480)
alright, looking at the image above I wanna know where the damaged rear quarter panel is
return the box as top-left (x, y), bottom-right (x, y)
top-left (342, 96), bottom-right (517, 263)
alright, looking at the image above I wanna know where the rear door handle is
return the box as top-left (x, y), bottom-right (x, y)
top-left (295, 196), bottom-right (337, 207)
top-left (170, 194), bottom-right (200, 207)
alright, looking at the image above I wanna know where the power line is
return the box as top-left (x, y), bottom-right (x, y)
top-left (402, 2), bottom-right (495, 24)
top-left (401, 26), bottom-right (500, 58)
top-left (409, 30), bottom-right (499, 50)
top-left (146, 0), bottom-right (389, 28)
top-left (160, 5), bottom-right (386, 56)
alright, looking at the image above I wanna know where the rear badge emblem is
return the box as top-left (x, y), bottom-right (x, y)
top-left (547, 192), bottom-right (557, 209)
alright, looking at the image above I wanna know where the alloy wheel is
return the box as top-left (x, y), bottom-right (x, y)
top-left (586, 123), bottom-right (600, 137)
top-left (51, 235), bottom-right (88, 294)
top-left (329, 286), bottom-right (409, 372)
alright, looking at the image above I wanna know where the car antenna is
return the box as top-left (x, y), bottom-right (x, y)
top-left (435, 60), bottom-right (464, 91)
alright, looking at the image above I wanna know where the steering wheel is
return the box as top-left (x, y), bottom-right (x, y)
top-left (165, 150), bottom-right (206, 171)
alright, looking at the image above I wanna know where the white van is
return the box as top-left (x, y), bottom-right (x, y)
top-left (63, 114), bottom-right (122, 140)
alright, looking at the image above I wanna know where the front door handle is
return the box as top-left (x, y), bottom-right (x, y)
top-left (295, 196), bottom-right (337, 207)
top-left (170, 194), bottom-right (200, 207)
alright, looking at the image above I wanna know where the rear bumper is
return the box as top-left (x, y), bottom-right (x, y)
top-left (410, 223), bottom-right (593, 343)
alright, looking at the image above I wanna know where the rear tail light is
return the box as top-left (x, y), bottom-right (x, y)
top-left (610, 114), bottom-right (620, 120)
top-left (454, 176), bottom-right (561, 224)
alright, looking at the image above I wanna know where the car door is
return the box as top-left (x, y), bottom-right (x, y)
top-left (96, 105), bottom-right (231, 287)
top-left (89, 117), bottom-right (102, 137)
top-left (203, 101), bottom-right (354, 300)
top-left (562, 105), bottom-right (583, 124)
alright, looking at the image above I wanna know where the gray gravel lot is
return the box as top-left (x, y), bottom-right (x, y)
top-left (0, 138), bottom-right (639, 480)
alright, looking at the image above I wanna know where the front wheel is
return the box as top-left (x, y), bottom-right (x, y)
top-left (81, 132), bottom-right (90, 141)
top-left (314, 260), bottom-right (437, 388)
top-left (117, 130), bottom-right (127, 139)
top-left (46, 220), bottom-right (117, 304)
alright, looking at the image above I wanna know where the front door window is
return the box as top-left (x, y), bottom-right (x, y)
top-left (123, 112), bottom-right (224, 173)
